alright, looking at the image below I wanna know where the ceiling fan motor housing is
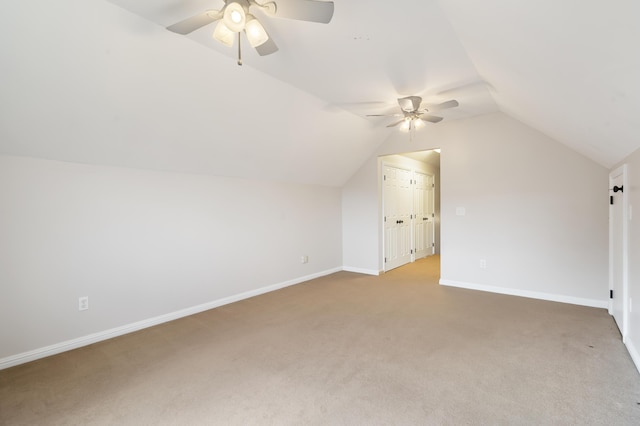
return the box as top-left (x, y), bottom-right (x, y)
top-left (398, 96), bottom-right (422, 112)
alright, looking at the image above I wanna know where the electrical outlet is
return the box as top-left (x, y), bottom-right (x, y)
top-left (301, 255), bottom-right (309, 264)
top-left (78, 296), bottom-right (89, 311)
top-left (480, 259), bottom-right (487, 269)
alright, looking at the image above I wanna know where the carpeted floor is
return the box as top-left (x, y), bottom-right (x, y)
top-left (2, 255), bottom-right (640, 425)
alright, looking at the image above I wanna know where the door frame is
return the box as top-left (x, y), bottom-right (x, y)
top-left (381, 159), bottom-right (437, 272)
top-left (609, 164), bottom-right (629, 341)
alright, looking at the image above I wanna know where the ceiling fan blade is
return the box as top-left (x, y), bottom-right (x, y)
top-left (167, 10), bottom-right (222, 34)
top-left (255, 2), bottom-right (278, 16)
top-left (423, 99), bottom-right (459, 112)
top-left (272, 0), bottom-right (335, 23)
top-left (397, 96), bottom-right (422, 112)
top-left (420, 114), bottom-right (444, 123)
top-left (254, 36), bottom-right (279, 56)
top-left (387, 119), bottom-right (407, 128)
top-left (366, 113), bottom-right (403, 117)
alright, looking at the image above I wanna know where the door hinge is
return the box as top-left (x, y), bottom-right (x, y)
top-left (384, 216), bottom-right (386, 222)
top-left (432, 243), bottom-right (435, 247)
top-left (432, 213), bottom-right (435, 217)
top-left (610, 289), bottom-right (613, 299)
top-left (432, 183), bottom-right (435, 188)
top-left (384, 175), bottom-right (386, 181)
top-left (411, 249), bottom-right (413, 254)
top-left (384, 257), bottom-right (387, 263)
top-left (610, 195), bottom-right (614, 205)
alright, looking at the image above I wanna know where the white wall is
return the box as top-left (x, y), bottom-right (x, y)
top-left (0, 156), bottom-right (342, 364)
top-left (342, 157), bottom-right (380, 274)
top-left (342, 112), bottom-right (609, 306)
top-left (616, 147), bottom-right (640, 370)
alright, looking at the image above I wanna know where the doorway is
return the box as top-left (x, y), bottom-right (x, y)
top-left (381, 150), bottom-right (440, 272)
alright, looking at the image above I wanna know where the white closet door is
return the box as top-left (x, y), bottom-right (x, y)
top-left (384, 165), bottom-right (412, 271)
top-left (414, 172), bottom-right (434, 259)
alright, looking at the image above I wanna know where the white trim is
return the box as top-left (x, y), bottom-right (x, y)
top-left (626, 337), bottom-right (640, 374)
top-left (439, 279), bottom-right (607, 309)
top-left (342, 266), bottom-right (380, 276)
top-left (0, 267), bottom-right (341, 371)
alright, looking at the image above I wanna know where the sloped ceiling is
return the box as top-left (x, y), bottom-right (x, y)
top-left (106, 0), bottom-right (498, 120)
top-left (438, 0), bottom-right (640, 168)
top-left (1, 1), bottom-right (638, 187)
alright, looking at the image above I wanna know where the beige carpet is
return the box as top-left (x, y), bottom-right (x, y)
top-left (2, 256), bottom-right (640, 425)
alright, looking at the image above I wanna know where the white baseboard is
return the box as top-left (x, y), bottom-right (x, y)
top-left (626, 337), bottom-right (640, 374)
top-left (342, 266), bottom-right (380, 276)
top-left (439, 279), bottom-right (608, 309)
top-left (0, 267), bottom-right (342, 371)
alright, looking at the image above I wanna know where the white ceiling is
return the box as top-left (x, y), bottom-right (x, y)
top-left (108, 0), bottom-right (499, 121)
top-left (2, 0), bottom-right (639, 185)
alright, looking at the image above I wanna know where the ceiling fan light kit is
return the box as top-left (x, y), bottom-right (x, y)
top-left (213, 21), bottom-right (235, 46)
top-left (167, 0), bottom-right (335, 65)
top-left (222, 1), bottom-right (247, 32)
top-left (244, 15), bottom-right (269, 47)
top-left (399, 117), bottom-right (425, 133)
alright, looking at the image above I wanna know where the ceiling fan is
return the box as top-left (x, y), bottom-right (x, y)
top-left (367, 96), bottom-right (459, 132)
top-left (166, 0), bottom-right (334, 65)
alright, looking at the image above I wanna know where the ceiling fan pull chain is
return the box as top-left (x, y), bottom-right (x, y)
top-left (237, 33), bottom-right (243, 66)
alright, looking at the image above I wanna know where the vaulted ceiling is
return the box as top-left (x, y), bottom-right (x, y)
top-left (1, 1), bottom-right (638, 186)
